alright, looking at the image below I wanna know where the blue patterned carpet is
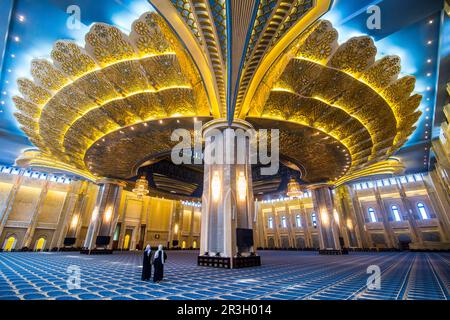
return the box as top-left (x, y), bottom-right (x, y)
top-left (0, 251), bottom-right (448, 300)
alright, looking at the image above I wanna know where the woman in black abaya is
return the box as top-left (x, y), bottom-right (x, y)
top-left (141, 244), bottom-right (152, 281)
top-left (153, 244), bottom-right (167, 283)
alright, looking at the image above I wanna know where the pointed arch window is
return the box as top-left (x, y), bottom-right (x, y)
top-left (417, 203), bottom-right (429, 220)
top-left (368, 208), bottom-right (377, 223)
top-left (311, 212), bottom-right (317, 228)
top-left (281, 216), bottom-right (287, 228)
top-left (268, 217), bottom-right (274, 229)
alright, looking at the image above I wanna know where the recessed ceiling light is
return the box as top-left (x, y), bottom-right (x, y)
top-left (427, 73), bottom-right (432, 77)
top-left (18, 15), bottom-right (25, 22)
top-left (427, 40), bottom-right (432, 45)
top-left (2, 91), bottom-right (6, 95)
top-left (13, 36), bottom-right (20, 42)
top-left (426, 87), bottom-right (431, 91)
top-left (427, 59), bottom-right (432, 63)
top-left (425, 108), bottom-right (430, 112)
top-left (10, 54), bottom-right (15, 58)
top-left (7, 69), bottom-right (11, 73)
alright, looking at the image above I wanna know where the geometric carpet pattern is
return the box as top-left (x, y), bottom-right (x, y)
top-left (0, 251), bottom-right (448, 300)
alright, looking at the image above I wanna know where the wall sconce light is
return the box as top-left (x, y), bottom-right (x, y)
top-left (237, 171), bottom-right (247, 201)
top-left (346, 218), bottom-right (353, 230)
top-left (211, 171), bottom-right (221, 202)
top-left (104, 207), bottom-right (113, 223)
top-left (333, 209), bottom-right (340, 225)
top-left (71, 214), bottom-right (79, 229)
top-left (321, 209), bottom-right (329, 226)
top-left (91, 207), bottom-right (99, 222)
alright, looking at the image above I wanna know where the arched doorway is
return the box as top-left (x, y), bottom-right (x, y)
top-left (3, 236), bottom-right (17, 251)
top-left (267, 237), bottom-right (275, 249)
top-left (192, 240), bottom-right (197, 249)
top-left (182, 241), bottom-right (186, 249)
top-left (123, 234), bottom-right (131, 250)
top-left (35, 237), bottom-right (46, 251)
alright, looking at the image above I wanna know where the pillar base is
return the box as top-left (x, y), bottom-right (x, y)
top-left (319, 248), bottom-right (349, 255)
top-left (197, 255), bottom-right (261, 269)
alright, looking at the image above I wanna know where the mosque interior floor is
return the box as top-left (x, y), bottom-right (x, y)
top-left (0, 250), bottom-right (448, 300)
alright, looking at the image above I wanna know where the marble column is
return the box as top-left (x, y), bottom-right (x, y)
top-left (49, 181), bottom-right (83, 249)
top-left (188, 206), bottom-right (195, 247)
top-left (312, 186), bottom-right (341, 251)
top-left (299, 200), bottom-right (312, 248)
top-left (347, 186), bottom-right (371, 248)
top-left (424, 172), bottom-right (450, 242)
top-left (200, 119), bottom-right (256, 266)
top-left (286, 203), bottom-right (297, 248)
top-left (335, 186), bottom-right (357, 248)
top-left (83, 179), bottom-right (124, 250)
top-left (271, 205), bottom-right (281, 247)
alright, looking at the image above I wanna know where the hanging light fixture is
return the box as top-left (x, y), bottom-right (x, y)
top-left (211, 171), bottom-right (221, 201)
top-left (133, 175), bottom-right (149, 198)
top-left (286, 178), bottom-right (303, 198)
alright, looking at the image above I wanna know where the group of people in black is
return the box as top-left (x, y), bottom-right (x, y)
top-left (141, 244), bottom-right (167, 283)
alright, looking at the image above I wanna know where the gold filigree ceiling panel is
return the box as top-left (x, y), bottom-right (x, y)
top-left (248, 118), bottom-right (350, 183)
top-left (257, 91), bottom-right (371, 173)
top-left (85, 24), bottom-right (137, 66)
top-left (84, 117), bottom-right (213, 179)
top-left (244, 19), bottom-right (421, 182)
top-left (17, 78), bottom-right (51, 105)
top-left (14, 12), bottom-right (211, 177)
top-left (30, 59), bottom-right (69, 91)
top-left (59, 88), bottom-right (198, 166)
top-left (51, 41), bottom-right (98, 78)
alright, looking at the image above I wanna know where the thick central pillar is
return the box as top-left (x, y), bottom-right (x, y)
top-left (199, 119), bottom-right (259, 268)
top-left (83, 179), bottom-right (124, 253)
top-left (312, 186), bottom-right (345, 254)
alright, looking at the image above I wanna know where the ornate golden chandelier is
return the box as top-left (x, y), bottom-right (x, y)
top-left (286, 178), bottom-right (303, 198)
top-left (133, 176), bottom-right (149, 198)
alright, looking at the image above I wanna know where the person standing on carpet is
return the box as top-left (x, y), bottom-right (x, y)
top-left (152, 244), bottom-right (167, 283)
top-left (141, 244), bottom-right (152, 281)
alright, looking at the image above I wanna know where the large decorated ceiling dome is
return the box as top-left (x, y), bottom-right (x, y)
top-left (13, 0), bottom-right (420, 196)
